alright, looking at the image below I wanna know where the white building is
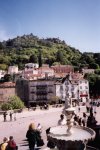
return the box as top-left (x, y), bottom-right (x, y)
top-left (38, 64), bottom-right (54, 78)
top-left (23, 64), bottom-right (54, 80)
top-left (60, 74), bottom-right (89, 103)
top-left (82, 68), bottom-right (94, 74)
top-left (16, 73), bottom-right (90, 106)
top-left (23, 68), bottom-right (38, 78)
top-left (0, 70), bottom-right (6, 79)
top-left (8, 66), bottom-right (18, 74)
top-left (25, 63), bottom-right (39, 69)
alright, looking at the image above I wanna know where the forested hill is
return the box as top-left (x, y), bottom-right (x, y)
top-left (0, 33), bottom-right (100, 70)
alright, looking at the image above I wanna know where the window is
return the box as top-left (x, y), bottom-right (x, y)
top-left (72, 94), bottom-right (75, 98)
top-left (65, 81), bottom-right (69, 85)
top-left (60, 86), bottom-right (63, 91)
top-left (85, 86), bottom-right (88, 89)
top-left (80, 86), bottom-right (82, 89)
top-left (71, 85), bottom-right (74, 91)
top-left (80, 92), bottom-right (83, 95)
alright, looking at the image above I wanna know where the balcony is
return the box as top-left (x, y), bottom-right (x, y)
top-left (30, 91), bottom-right (35, 94)
top-left (36, 85), bottom-right (47, 89)
top-left (48, 90), bottom-right (53, 93)
top-left (36, 91), bottom-right (48, 95)
top-left (36, 97), bottom-right (48, 101)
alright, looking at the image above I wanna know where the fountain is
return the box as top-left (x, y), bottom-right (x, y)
top-left (44, 97), bottom-right (96, 150)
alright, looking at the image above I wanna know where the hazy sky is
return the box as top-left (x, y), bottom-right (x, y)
top-left (0, 0), bottom-right (100, 53)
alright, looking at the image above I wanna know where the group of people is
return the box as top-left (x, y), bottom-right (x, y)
top-left (73, 112), bottom-right (87, 126)
top-left (74, 105), bottom-right (98, 128)
top-left (57, 107), bottom-right (97, 128)
top-left (3, 112), bottom-right (16, 122)
top-left (1, 104), bottom-right (98, 150)
top-left (0, 136), bottom-right (18, 150)
top-left (57, 112), bottom-right (87, 127)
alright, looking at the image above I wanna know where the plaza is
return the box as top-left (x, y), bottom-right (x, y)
top-left (0, 105), bottom-right (100, 150)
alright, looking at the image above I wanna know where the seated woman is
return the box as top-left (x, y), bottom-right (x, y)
top-left (87, 112), bottom-right (97, 128)
top-left (0, 137), bottom-right (8, 150)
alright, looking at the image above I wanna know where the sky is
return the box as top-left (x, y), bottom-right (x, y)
top-left (0, 0), bottom-right (100, 53)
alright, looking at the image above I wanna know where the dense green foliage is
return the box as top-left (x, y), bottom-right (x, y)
top-left (0, 34), bottom-right (100, 71)
top-left (0, 96), bottom-right (25, 110)
top-left (0, 34), bottom-right (100, 97)
top-left (0, 34), bottom-right (100, 70)
top-left (84, 73), bottom-right (100, 98)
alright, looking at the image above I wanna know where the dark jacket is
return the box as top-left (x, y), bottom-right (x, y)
top-left (26, 129), bottom-right (41, 147)
top-left (6, 140), bottom-right (17, 150)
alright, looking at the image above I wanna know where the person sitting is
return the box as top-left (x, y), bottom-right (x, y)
top-left (73, 114), bottom-right (78, 125)
top-left (87, 112), bottom-right (97, 128)
top-left (82, 119), bottom-right (85, 127)
top-left (58, 114), bottom-right (66, 126)
top-left (46, 127), bottom-right (55, 149)
top-left (0, 137), bottom-right (8, 150)
top-left (78, 118), bottom-right (82, 126)
top-left (7, 136), bottom-right (18, 150)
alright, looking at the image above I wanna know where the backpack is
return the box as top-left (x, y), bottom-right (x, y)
top-left (6, 140), bottom-right (17, 150)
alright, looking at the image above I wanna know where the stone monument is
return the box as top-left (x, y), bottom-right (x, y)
top-left (44, 96), bottom-right (96, 150)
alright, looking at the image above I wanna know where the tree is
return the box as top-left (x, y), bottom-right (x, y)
top-left (0, 96), bottom-right (25, 111)
top-left (0, 103), bottom-right (12, 111)
top-left (8, 96), bottom-right (25, 109)
top-left (56, 50), bottom-right (64, 63)
top-left (29, 54), bottom-right (38, 63)
top-left (3, 74), bottom-right (12, 82)
top-left (95, 69), bottom-right (100, 75)
top-left (0, 64), bottom-right (7, 70)
top-left (38, 49), bottom-right (42, 67)
top-left (84, 73), bottom-right (100, 98)
top-left (89, 62), bottom-right (99, 69)
top-left (51, 96), bottom-right (60, 104)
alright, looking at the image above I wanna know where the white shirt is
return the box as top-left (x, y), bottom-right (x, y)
top-left (58, 119), bottom-right (66, 126)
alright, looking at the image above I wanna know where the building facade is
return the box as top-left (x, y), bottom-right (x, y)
top-left (60, 74), bottom-right (89, 103)
top-left (8, 66), bottom-right (18, 74)
top-left (16, 77), bottom-right (61, 106)
top-left (16, 73), bottom-right (90, 106)
top-left (0, 82), bottom-right (15, 103)
top-left (0, 70), bottom-right (6, 79)
top-left (51, 65), bottom-right (74, 73)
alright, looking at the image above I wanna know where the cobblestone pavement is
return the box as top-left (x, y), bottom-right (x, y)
top-left (0, 106), bottom-right (100, 150)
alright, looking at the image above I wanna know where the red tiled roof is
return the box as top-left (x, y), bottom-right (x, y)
top-left (0, 82), bottom-right (15, 87)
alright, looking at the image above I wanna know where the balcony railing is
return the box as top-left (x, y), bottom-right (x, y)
top-left (36, 91), bottom-right (48, 94)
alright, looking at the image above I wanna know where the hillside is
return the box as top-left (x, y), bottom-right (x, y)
top-left (0, 33), bottom-right (100, 70)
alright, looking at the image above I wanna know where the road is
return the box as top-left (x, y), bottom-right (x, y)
top-left (0, 106), bottom-right (100, 150)
top-left (0, 107), bottom-right (63, 150)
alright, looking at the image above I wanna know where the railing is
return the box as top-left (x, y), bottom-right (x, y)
top-left (36, 91), bottom-right (48, 94)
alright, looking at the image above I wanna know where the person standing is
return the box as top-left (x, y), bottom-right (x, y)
top-left (82, 113), bottom-right (87, 126)
top-left (58, 114), bottom-right (66, 126)
top-left (26, 123), bottom-right (41, 150)
top-left (78, 106), bottom-right (80, 113)
top-left (14, 113), bottom-right (16, 121)
top-left (9, 112), bottom-right (13, 121)
top-left (78, 118), bottom-right (82, 126)
top-left (3, 112), bottom-right (7, 122)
